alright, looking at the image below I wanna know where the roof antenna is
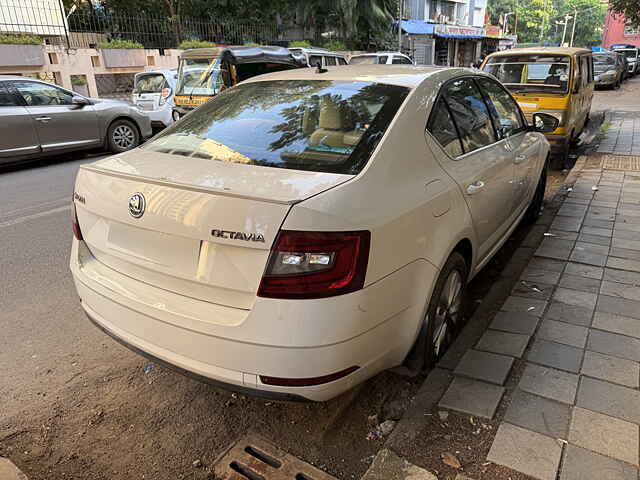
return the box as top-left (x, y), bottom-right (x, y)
top-left (315, 61), bottom-right (328, 73)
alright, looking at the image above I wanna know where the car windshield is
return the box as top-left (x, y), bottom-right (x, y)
top-left (594, 55), bottom-right (615, 66)
top-left (483, 54), bottom-right (571, 94)
top-left (175, 57), bottom-right (222, 96)
top-left (134, 74), bottom-right (166, 93)
top-left (143, 80), bottom-right (409, 174)
top-left (349, 56), bottom-right (377, 65)
top-left (621, 50), bottom-right (638, 60)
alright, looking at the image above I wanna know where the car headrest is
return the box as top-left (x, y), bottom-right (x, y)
top-left (319, 97), bottom-right (342, 130)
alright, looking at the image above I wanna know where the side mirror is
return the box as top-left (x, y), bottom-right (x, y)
top-left (532, 112), bottom-right (559, 133)
top-left (72, 95), bottom-right (90, 106)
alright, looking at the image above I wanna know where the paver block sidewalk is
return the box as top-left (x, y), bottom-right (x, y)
top-left (486, 161), bottom-right (640, 480)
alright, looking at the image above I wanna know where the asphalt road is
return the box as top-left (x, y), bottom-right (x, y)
top-left (0, 153), bottom-right (111, 419)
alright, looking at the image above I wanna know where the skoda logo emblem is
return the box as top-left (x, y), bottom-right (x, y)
top-left (128, 192), bottom-right (146, 218)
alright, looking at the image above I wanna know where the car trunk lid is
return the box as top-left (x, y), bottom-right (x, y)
top-left (74, 150), bottom-right (352, 311)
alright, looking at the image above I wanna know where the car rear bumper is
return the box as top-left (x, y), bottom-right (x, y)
top-left (70, 239), bottom-right (433, 401)
top-left (144, 107), bottom-right (173, 128)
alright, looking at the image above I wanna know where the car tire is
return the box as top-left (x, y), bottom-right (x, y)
top-left (422, 252), bottom-right (468, 370)
top-left (107, 119), bottom-right (140, 153)
top-left (524, 163), bottom-right (547, 224)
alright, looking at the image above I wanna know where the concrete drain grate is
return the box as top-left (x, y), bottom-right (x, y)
top-left (212, 434), bottom-right (337, 480)
top-left (602, 156), bottom-right (640, 171)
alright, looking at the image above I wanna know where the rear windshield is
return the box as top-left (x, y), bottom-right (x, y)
top-left (134, 74), bottom-right (167, 93)
top-left (144, 80), bottom-right (409, 174)
top-left (484, 54), bottom-right (571, 94)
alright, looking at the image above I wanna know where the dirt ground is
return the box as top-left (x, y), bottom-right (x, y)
top-left (0, 83), bottom-right (618, 480)
top-left (0, 194), bottom-right (557, 480)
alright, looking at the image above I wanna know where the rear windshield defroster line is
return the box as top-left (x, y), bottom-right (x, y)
top-left (143, 80), bottom-right (410, 175)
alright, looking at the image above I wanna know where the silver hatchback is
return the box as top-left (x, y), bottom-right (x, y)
top-left (0, 76), bottom-right (152, 164)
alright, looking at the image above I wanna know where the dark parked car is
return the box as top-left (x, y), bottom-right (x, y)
top-left (593, 52), bottom-right (626, 89)
top-left (0, 76), bottom-right (152, 164)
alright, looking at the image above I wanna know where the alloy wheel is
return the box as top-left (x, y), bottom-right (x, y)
top-left (430, 269), bottom-right (463, 359)
top-left (112, 125), bottom-right (136, 149)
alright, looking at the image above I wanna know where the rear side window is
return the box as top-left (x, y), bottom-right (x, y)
top-left (427, 97), bottom-right (463, 157)
top-left (393, 56), bottom-right (412, 64)
top-left (338, 57), bottom-right (348, 66)
top-left (144, 80), bottom-right (409, 175)
top-left (378, 55), bottom-right (389, 64)
top-left (443, 78), bottom-right (496, 153)
top-left (0, 84), bottom-right (20, 106)
top-left (349, 56), bottom-right (376, 65)
top-left (325, 56), bottom-right (337, 66)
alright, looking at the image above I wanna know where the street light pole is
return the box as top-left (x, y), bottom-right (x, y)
top-left (561, 14), bottom-right (571, 46)
top-left (398, 0), bottom-right (403, 53)
top-left (570, 8), bottom-right (578, 46)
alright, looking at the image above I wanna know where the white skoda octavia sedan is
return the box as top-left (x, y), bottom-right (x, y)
top-left (70, 65), bottom-right (556, 401)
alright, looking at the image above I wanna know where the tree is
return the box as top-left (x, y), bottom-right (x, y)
top-left (550, 0), bottom-right (607, 47)
top-left (608, 0), bottom-right (640, 28)
top-left (514, 0), bottom-right (556, 43)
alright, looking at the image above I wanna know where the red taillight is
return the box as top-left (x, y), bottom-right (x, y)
top-left (72, 201), bottom-right (83, 241)
top-left (257, 230), bottom-right (370, 299)
top-left (260, 366), bottom-right (359, 387)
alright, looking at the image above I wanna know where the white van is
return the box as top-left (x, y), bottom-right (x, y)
top-left (132, 69), bottom-right (178, 129)
top-left (288, 47), bottom-right (348, 67)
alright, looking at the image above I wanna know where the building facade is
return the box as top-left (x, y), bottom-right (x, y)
top-left (400, 0), bottom-right (492, 66)
top-left (602, 10), bottom-right (640, 49)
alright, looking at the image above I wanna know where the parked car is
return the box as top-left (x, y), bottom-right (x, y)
top-left (173, 46), bottom-right (303, 119)
top-left (288, 47), bottom-right (348, 67)
top-left (132, 69), bottom-right (177, 129)
top-left (0, 76), bottom-right (151, 164)
top-left (482, 47), bottom-right (594, 169)
top-left (349, 52), bottom-right (414, 65)
top-left (71, 65), bottom-right (555, 401)
top-left (611, 47), bottom-right (639, 76)
top-left (593, 52), bottom-right (626, 89)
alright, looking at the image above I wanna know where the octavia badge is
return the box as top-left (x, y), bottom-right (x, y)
top-left (128, 192), bottom-right (146, 218)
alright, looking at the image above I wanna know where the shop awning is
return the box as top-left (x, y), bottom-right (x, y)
top-left (397, 20), bottom-right (436, 35)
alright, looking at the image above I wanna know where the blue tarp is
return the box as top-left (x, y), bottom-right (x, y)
top-left (591, 46), bottom-right (609, 52)
top-left (398, 19), bottom-right (435, 35)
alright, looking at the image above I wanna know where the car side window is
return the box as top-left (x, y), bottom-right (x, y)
top-left (0, 84), bottom-right (21, 106)
top-left (325, 56), bottom-right (337, 66)
top-left (476, 77), bottom-right (524, 139)
top-left (393, 56), bottom-right (412, 64)
top-left (309, 55), bottom-right (323, 67)
top-left (443, 78), bottom-right (496, 153)
top-left (427, 97), bottom-right (464, 158)
top-left (13, 81), bottom-right (74, 106)
top-left (378, 55), bottom-right (389, 64)
top-left (338, 57), bottom-right (348, 66)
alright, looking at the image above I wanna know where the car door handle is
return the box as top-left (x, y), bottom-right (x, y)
top-left (514, 155), bottom-right (527, 164)
top-left (35, 116), bottom-right (51, 123)
top-left (466, 181), bottom-right (485, 195)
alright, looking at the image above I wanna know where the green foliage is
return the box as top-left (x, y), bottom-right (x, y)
top-left (244, 42), bottom-right (261, 46)
top-left (98, 39), bottom-right (144, 49)
top-left (71, 75), bottom-right (87, 86)
top-left (289, 40), bottom-right (312, 48)
top-left (178, 40), bottom-right (216, 49)
top-left (0, 34), bottom-right (41, 45)
top-left (487, 0), bottom-right (606, 46)
top-left (323, 39), bottom-right (347, 51)
top-left (609, 0), bottom-right (640, 28)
